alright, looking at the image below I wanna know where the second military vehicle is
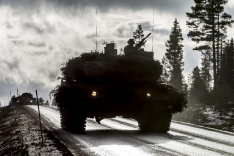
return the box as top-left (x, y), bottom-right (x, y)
top-left (11, 93), bottom-right (37, 105)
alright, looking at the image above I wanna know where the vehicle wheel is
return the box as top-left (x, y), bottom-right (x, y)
top-left (138, 107), bottom-right (172, 133)
top-left (150, 107), bottom-right (172, 132)
top-left (60, 106), bottom-right (86, 133)
top-left (138, 120), bottom-right (150, 131)
top-left (138, 110), bottom-right (150, 131)
top-left (68, 115), bottom-right (86, 133)
top-left (60, 106), bottom-right (68, 130)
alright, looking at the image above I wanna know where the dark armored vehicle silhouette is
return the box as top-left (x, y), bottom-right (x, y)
top-left (11, 93), bottom-right (37, 105)
top-left (52, 37), bottom-right (187, 133)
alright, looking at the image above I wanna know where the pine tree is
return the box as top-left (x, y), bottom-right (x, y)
top-left (201, 49), bottom-right (212, 90)
top-left (220, 39), bottom-right (234, 86)
top-left (45, 100), bottom-right (49, 106)
top-left (186, 0), bottom-right (234, 87)
top-left (208, 39), bottom-right (234, 107)
top-left (226, 39), bottom-right (234, 87)
top-left (38, 97), bottom-right (44, 105)
top-left (161, 56), bottom-right (171, 81)
top-left (163, 18), bottom-right (184, 91)
top-left (189, 66), bottom-right (207, 104)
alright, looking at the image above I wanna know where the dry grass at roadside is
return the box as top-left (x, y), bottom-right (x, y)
top-left (0, 105), bottom-right (73, 156)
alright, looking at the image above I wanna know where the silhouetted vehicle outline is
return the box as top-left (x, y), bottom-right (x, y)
top-left (53, 48), bottom-right (187, 133)
top-left (11, 93), bottom-right (37, 105)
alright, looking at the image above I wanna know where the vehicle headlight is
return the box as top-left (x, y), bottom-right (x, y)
top-left (92, 91), bottom-right (97, 97)
top-left (146, 93), bottom-right (151, 97)
top-left (30, 100), bottom-right (32, 103)
top-left (17, 101), bottom-right (19, 102)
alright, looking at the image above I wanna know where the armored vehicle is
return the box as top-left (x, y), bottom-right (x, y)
top-left (52, 33), bottom-right (187, 133)
top-left (11, 93), bottom-right (37, 105)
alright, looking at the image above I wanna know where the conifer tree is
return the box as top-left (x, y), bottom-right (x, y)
top-left (220, 39), bottom-right (234, 86)
top-left (163, 18), bottom-right (184, 91)
top-left (186, 0), bottom-right (234, 87)
top-left (38, 97), bottom-right (44, 105)
top-left (161, 56), bottom-right (171, 82)
top-left (226, 39), bottom-right (234, 86)
top-left (201, 49), bottom-right (212, 90)
top-left (189, 66), bottom-right (207, 104)
top-left (45, 100), bottom-right (50, 106)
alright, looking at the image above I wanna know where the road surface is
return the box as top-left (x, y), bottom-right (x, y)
top-left (25, 105), bottom-right (234, 156)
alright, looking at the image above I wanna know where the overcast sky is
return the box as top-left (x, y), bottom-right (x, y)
top-left (1, 0), bottom-right (234, 106)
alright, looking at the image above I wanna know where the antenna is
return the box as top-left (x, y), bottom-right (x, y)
top-left (96, 9), bottom-right (97, 51)
top-left (152, 8), bottom-right (154, 52)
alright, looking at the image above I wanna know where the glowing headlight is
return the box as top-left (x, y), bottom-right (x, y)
top-left (92, 91), bottom-right (97, 97)
top-left (17, 101), bottom-right (19, 103)
top-left (30, 100), bottom-right (32, 103)
top-left (147, 93), bottom-right (151, 97)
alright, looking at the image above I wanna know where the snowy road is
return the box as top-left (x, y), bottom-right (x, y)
top-left (26, 105), bottom-right (234, 156)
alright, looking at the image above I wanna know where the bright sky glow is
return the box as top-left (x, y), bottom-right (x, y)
top-left (1, 0), bottom-right (234, 106)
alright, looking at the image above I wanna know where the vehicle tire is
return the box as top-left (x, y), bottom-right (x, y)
top-left (60, 106), bottom-right (68, 130)
top-left (60, 106), bottom-right (86, 133)
top-left (138, 107), bottom-right (172, 133)
top-left (150, 107), bottom-right (172, 132)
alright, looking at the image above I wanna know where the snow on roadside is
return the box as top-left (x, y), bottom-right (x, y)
top-left (173, 104), bottom-right (234, 132)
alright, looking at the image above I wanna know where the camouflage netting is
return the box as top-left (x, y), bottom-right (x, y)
top-left (21, 93), bottom-right (33, 98)
top-left (150, 84), bottom-right (188, 114)
top-left (51, 52), bottom-right (187, 114)
top-left (61, 52), bottom-right (162, 84)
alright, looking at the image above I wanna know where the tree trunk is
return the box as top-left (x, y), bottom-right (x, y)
top-left (217, 12), bottom-right (220, 83)
top-left (212, 0), bottom-right (217, 89)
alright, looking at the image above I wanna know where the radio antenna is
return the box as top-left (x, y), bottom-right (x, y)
top-left (96, 9), bottom-right (97, 51)
top-left (152, 8), bottom-right (154, 52)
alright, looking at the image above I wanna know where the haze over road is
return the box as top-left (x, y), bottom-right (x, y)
top-left (26, 106), bottom-right (234, 156)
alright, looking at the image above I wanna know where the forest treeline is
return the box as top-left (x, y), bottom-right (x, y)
top-left (162, 0), bottom-right (234, 108)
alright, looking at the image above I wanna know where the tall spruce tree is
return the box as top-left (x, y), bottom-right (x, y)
top-left (163, 18), bottom-right (184, 91)
top-left (186, 0), bottom-right (234, 87)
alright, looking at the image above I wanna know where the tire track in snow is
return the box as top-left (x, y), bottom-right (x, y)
top-left (107, 118), bottom-right (234, 156)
